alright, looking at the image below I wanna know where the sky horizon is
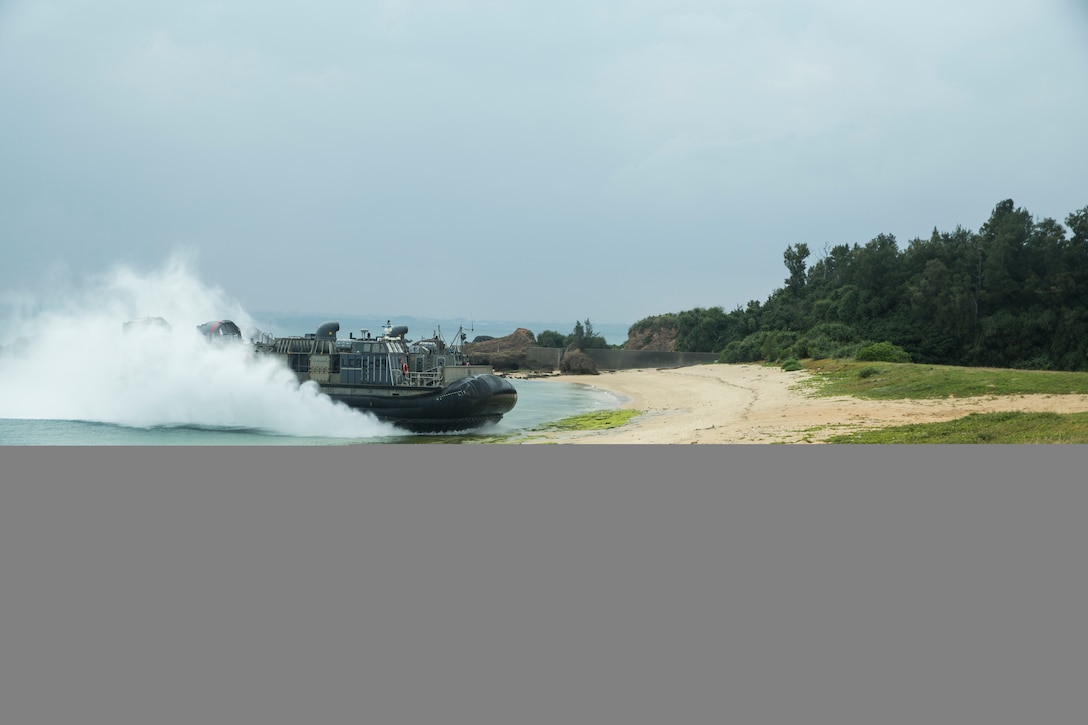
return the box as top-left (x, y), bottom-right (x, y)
top-left (4, 1), bottom-right (1088, 329)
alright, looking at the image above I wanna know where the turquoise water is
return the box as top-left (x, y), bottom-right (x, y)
top-left (0, 378), bottom-right (621, 446)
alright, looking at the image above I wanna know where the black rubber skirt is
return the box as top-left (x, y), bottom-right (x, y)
top-left (326, 374), bottom-right (518, 433)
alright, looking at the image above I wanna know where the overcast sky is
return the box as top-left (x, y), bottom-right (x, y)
top-left (3, 1), bottom-right (1087, 329)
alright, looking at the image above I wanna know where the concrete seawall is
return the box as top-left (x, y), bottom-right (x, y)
top-left (523, 346), bottom-right (719, 371)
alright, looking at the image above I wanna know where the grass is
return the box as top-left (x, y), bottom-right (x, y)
top-left (799, 359), bottom-right (1088, 444)
top-left (825, 411), bottom-right (1088, 444)
top-left (801, 359), bottom-right (1088, 399)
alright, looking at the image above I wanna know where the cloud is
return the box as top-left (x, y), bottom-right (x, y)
top-left (108, 29), bottom-right (258, 106)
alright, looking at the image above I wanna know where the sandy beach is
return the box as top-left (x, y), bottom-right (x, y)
top-left (513, 364), bottom-right (1088, 444)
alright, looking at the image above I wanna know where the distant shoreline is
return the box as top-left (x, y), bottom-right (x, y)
top-left (249, 313), bottom-right (633, 346)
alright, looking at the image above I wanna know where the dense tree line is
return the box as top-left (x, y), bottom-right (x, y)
top-left (631, 199), bottom-right (1088, 371)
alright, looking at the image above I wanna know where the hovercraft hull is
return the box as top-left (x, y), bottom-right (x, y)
top-left (322, 373), bottom-right (518, 433)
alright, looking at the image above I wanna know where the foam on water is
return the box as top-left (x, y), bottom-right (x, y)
top-left (0, 255), bottom-right (400, 439)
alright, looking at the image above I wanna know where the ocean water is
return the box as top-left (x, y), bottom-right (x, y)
top-left (0, 378), bottom-right (620, 446)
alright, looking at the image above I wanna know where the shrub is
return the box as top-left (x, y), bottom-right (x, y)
top-left (857, 366), bottom-right (881, 379)
top-left (1011, 356), bottom-right (1052, 371)
top-left (760, 330), bottom-right (799, 362)
top-left (781, 359), bottom-right (802, 371)
top-left (719, 336), bottom-right (764, 363)
top-left (855, 341), bottom-right (911, 363)
top-left (719, 330), bottom-right (799, 363)
top-left (789, 335), bottom-right (828, 360)
top-left (832, 343), bottom-right (865, 359)
top-left (559, 349), bottom-right (599, 375)
top-left (536, 330), bottom-right (566, 348)
top-left (806, 322), bottom-right (859, 342)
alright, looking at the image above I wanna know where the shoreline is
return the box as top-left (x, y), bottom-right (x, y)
top-left (506, 364), bottom-right (1088, 444)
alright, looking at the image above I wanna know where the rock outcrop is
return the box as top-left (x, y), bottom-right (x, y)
top-left (622, 322), bottom-right (679, 352)
top-left (463, 328), bottom-right (537, 370)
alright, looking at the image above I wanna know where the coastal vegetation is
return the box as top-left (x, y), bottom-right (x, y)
top-left (627, 198), bottom-right (1088, 372)
top-left (535, 319), bottom-right (611, 351)
top-left (497, 409), bottom-right (642, 443)
top-left (528, 408), bottom-right (641, 432)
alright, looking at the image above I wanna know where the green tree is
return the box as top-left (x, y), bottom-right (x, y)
top-left (1061, 206), bottom-right (1088, 309)
top-left (783, 243), bottom-right (810, 294)
top-left (637, 198), bottom-right (1088, 370)
top-left (569, 320), bottom-right (585, 349)
top-left (673, 306), bottom-right (741, 353)
top-left (564, 319), bottom-right (608, 350)
top-left (976, 199), bottom-right (1032, 313)
top-left (536, 330), bottom-right (565, 347)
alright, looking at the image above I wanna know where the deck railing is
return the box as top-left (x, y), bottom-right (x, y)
top-left (403, 370), bottom-right (444, 387)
